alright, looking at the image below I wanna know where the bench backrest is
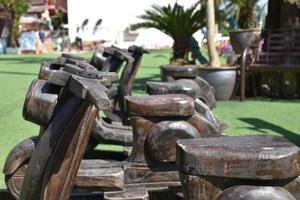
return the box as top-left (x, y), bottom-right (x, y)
top-left (257, 29), bottom-right (300, 65)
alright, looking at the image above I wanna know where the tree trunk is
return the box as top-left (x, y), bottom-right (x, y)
top-left (172, 40), bottom-right (189, 62)
top-left (206, 0), bottom-right (221, 67)
top-left (265, 0), bottom-right (281, 29)
top-left (8, 9), bottom-right (18, 47)
top-left (238, 5), bottom-right (254, 29)
top-left (265, 0), bottom-right (300, 29)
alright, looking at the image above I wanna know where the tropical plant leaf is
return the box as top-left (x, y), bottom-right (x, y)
top-left (131, 2), bottom-right (207, 60)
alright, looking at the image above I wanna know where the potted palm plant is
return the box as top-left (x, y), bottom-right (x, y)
top-left (132, 1), bottom-right (237, 100)
top-left (226, 0), bottom-right (261, 53)
top-left (197, 0), bottom-right (238, 100)
top-left (131, 2), bottom-right (206, 63)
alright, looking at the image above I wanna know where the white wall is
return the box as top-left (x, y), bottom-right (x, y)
top-left (67, 0), bottom-right (198, 47)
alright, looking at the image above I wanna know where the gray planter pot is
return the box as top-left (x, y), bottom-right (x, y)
top-left (229, 29), bottom-right (260, 54)
top-left (198, 67), bottom-right (238, 101)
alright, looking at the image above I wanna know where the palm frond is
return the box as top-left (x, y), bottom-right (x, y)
top-left (131, 2), bottom-right (207, 60)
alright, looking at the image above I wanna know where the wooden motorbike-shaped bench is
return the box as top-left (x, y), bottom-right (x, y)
top-left (4, 93), bottom-right (225, 199)
top-left (176, 135), bottom-right (300, 200)
top-left (4, 45), bottom-right (227, 199)
top-left (24, 46), bottom-right (225, 147)
top-left (147, 65), bottom-right (216, 109)
top-left (4, 63), bottom-right (226, 199)
top-left (36, 46), bottom-right (146, 146)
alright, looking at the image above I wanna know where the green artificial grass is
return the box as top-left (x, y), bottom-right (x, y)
top-left (214, 99), bottom-right (300, 144)
top-left (0, 50), bottom-right (299, 189)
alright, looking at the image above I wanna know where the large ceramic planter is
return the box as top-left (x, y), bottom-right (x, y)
top-left (229, 29), bottom-right (260, 54)
top-left (198, 67), bottom-right (238, 101)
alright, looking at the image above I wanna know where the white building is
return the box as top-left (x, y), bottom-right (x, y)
top-left (67, 0), bottom-right (199, 48)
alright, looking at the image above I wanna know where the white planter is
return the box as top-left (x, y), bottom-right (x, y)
top-left (6, 47), bottom-right (20, 54)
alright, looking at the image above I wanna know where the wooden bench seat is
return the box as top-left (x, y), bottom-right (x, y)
top-left (176, 135), bottom-right (300, 199)
top-left (125, 95), bottom-right (194, 117)
top-left (146, 81), bottom-right (198, 97)
top-left (177, 135), bottom-right (300, 179)
top-left (104, 188), bottom-right (148, 200)
top-left (161, 65), bottom-right (198, 81)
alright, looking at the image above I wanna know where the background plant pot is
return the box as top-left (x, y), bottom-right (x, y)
top-left (229, 29), bottom-right (260, 54)
top-left (6, 47), bottom-right (20, 54)
top-left (198, 67), bottom-right (238, 101)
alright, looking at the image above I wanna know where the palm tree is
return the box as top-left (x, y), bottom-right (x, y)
top-left (0, 0), bottom-right (29, 47)
top-left (131, 2), bottom-right (206, 62)
top-left (224, 0), bottom-right (259, 29)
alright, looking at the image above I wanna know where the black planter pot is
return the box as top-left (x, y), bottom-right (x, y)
top-left (229, 29), bottom-right (260, 54)
top-left (198, 67), bottom-right (238, 101)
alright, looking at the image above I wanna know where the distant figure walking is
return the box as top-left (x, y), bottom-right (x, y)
top-left (187, 36), bottom-right (208, 65)
top-left (38, 27), bottom-right (46, 43)
top-left (75, 27), bottom-right (83, 51)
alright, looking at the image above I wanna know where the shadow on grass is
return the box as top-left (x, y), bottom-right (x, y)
top-left (0, 71), bottom-right (38, 76)
top-left (238, 118), bottom-right (300, 146)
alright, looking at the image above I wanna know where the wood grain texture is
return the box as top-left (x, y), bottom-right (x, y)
top-left (19, 95), bottom-right (82, 200)
top-left (146, 121), bottom-right (199, 163)
top-left (126, 95), bottom-right (194, 117)
top-left (177, 135), bottom-right (300, 179)
top-left (104, 188), bottom-right (149, 200)
top-left (41, 101), bottom-right (98, 200)
top-left (22, 79), bottom-right (59, 126)
top-left (161, 65), bottom-right (198, 81)
top-left (146, 81), bottom-right (198, 98)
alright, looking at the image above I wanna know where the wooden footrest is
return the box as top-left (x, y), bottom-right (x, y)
top-left (75, 165), bottom-right (124, 190)
top-left (104, 188), bottom-right (148, 200)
